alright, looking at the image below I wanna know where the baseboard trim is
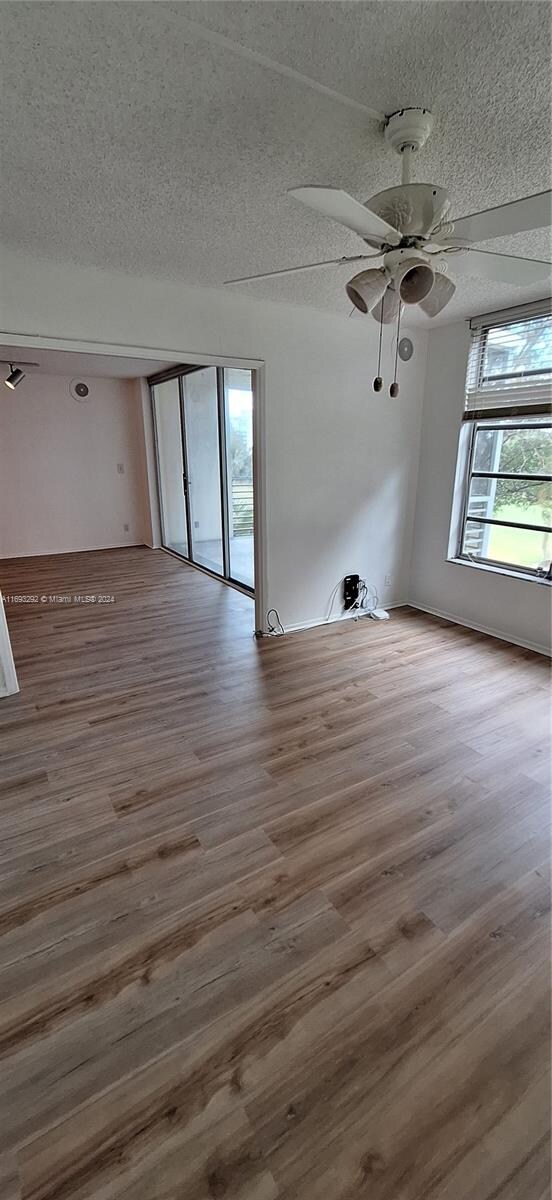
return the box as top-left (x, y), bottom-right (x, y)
top-left (0, 542), bottom-right (144, 560)
top-left (284, 601), bottom-right (407, 635)
top-left (408, 600), bottom-right (551, 658)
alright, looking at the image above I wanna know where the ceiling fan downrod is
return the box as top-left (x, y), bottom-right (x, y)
top-left (400, 145), bottom-right (414, 186)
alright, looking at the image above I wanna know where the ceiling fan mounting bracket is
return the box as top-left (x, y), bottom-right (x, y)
top-left (384, 107), bottom-right (434, 155)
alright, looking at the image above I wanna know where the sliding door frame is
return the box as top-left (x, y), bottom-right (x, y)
top-left (149, 361), bottom-right (257, 599)
top-left (177, 373), bottom-right (194, 561)
top-left (216, 366), bottom-right (232, 582)
top-left (150, 371), bottom-right (193, 560)
top-left (0, 332), bottom-right (267, 632)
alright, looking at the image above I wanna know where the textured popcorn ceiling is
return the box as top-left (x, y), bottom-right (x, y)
top-left (1, 1), bottom-right (550, 326)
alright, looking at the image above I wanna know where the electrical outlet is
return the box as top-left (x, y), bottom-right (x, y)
top-left (384, 574), bottom-right (392, 587)
top-left (124, 523), bottom-right (129, 532)
top-left (117, 463), bottom-right (125, 474)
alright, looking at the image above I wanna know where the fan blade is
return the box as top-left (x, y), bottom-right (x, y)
top-left (449, 248), bottom-right (551, 286)
top-left (427, 237), bottom-right (470, 251)
top-left (451, 190), bottom-right (552, 242)
top-left (224, 254), bottom-right (377, 285)
top-left (288, 187), bottom-right (401, 246)
top-left (418, 274), bottom-right (456, 318)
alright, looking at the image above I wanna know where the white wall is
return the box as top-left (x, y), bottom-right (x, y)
top-left (0, 369), bottom-right (148, 557)
top-left (267, 330), bottom-right (425, 627)
top-left (410, 321), bottom-right (551, 655)
top-left (0, 247), bottom-right (428, 630)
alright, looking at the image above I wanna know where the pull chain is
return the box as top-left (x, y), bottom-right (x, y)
top-left (390, 302), bottom-right (402, 398)
top-left (373, 290), bottom-right (385, 392)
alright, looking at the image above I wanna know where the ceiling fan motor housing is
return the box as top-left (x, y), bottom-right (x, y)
top-left (361, 184), bottom-right (450, 248)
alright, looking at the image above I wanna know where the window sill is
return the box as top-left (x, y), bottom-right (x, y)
top-left (447, 556), bottom-right (551, 586)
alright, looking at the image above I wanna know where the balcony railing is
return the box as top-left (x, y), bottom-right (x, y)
top-left (232, 481), bottom-right (254, 536)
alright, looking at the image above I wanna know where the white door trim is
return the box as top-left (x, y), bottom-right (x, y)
top-left (0, 593), bottom-right (19, 697)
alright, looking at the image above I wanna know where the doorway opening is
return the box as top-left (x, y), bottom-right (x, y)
top-left (150, 365), bottom-right (255, 594)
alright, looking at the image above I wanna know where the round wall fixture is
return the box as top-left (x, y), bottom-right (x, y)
top-left (398, 337), bottom-right (414, 362)
top-left (70, 380), bottom-right (91, 401)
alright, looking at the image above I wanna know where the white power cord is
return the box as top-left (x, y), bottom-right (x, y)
top-left (350, 579), bottom-right (379, 619)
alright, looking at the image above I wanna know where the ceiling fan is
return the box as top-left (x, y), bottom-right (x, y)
top-left (225, 107), bottom-right (551, 320)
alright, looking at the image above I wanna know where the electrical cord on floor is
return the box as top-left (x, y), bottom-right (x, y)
top-left (266, 608), bottom-right (285, 636)
top-left (257, 583), bottom-right (381, 639)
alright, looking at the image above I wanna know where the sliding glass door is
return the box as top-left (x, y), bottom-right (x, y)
top-left (182, 367), bottom-right (225, 575)
top-left (151, 366), bottom-right (255, 594)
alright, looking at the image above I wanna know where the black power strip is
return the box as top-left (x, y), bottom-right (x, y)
top-left (343, 574), bottom-right (360, 610)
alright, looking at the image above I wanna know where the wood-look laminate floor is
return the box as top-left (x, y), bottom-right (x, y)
top-left (0, 547), bottom-right (550, 1200)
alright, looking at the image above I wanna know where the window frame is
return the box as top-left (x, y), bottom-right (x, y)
top-left (456, 418), bottom-right (552, 582)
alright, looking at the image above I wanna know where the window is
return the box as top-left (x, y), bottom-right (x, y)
top-left (459, 420), bottom-right (552, 577)
top-left (455, 302), bottom-right (552, 581)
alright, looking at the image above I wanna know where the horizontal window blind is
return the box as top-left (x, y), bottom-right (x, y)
top-left (464, 299), bottom-right (552, 420)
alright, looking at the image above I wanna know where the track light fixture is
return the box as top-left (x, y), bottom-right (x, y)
top-left (5, 365), bottom-right (25, 390)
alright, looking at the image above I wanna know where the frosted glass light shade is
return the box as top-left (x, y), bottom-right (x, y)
top-left (370, 283), bottom-right (400, 324)
top-left (395, 258), bottom-right (434, 304)
top-left (346, 268), bottom-right (388, 314)
top-left (419, 274), bottom-right (456, 317)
